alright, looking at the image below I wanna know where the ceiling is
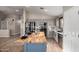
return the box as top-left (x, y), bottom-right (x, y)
top-left (0, 6), bottom-right (63, 16)
top-left (63, 6), bottom-right (73, 11)
top-left (0, 6), bottom-right (63, 20)
top-left (0, 6), bottom-right (24, 20)
top-left (26, 6), bottom-right (63, 16)
top-left (0, 6), bottom-right (24, 15)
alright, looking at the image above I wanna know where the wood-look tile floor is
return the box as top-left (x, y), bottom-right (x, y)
top-left (47, 39), bottom-right (63, 52)
top-left (0, 36), bottom-right (63, 52)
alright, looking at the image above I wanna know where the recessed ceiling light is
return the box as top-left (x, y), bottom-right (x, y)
top-left (16, 10), bottom-right (19, 12)
top-left (44, 9), bottom-right (48, 12)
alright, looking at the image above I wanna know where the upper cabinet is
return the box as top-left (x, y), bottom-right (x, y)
top-left (56, 17), bottom-right (63, 31)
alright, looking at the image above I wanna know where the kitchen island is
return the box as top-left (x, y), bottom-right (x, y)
top-left (16, 32), bottom-right (47, 52)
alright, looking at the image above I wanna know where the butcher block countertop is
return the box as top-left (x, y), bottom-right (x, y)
top-left (16, 32), bottom-right (47, 43)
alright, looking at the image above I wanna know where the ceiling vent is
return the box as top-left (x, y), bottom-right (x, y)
top-left (40, 7), bottom-right (44, 10)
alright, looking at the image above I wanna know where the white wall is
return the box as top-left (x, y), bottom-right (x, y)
top-left (20, 8), bottom-right (26, 36)
top-left (6, 14), bottom-right (20, 36)
top-left (64, 7), bottom-right (79, 52)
